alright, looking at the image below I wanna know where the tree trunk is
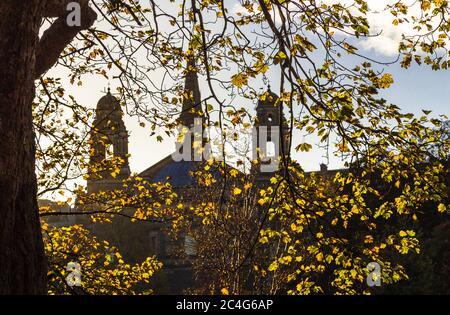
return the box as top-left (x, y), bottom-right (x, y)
top-left (0, 1), bottom-right (47, 294)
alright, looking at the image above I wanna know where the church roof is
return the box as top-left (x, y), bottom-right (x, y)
top-left (153, 160), bottom-right (201, 186)
top-left (139, 154), bottom-right (203, 187)
top-left (138, 153), bottom-right (243, 188)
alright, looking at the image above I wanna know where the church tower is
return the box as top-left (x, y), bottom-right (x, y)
top-left (178, 57), bottom-right (204, 127)
top-left (252, 87), bottom-right (290, 180)
top-left (174, 55), bottom-right (207, 162)
top-left (87, 89), bottom-right (130, 194)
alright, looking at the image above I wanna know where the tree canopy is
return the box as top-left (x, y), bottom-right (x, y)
top-left (3, 0), bottom-right (449, 294)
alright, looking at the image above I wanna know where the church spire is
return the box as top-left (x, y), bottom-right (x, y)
top-left (178, 54), bottom-right (203, 127)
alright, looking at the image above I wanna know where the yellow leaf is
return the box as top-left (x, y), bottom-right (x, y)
top-left (254, 60), bottom-right (268, 74)
top-left (268, 261), bottom-right (278, 271)
top-left (338, 142), bottom-right (349, 153)
top-left (421, 1), bottom-right (431, 11)
top-left (316, 252), bottom-right (324, 262)
top-left (231, 73), bottom-right (248, 88)
top-left (230, 169), bottom-right (239, 177)
top-left (290, 223), bottom-right (298, 232)
top-left (325, 255), bottom-right (334, 264)
top-left (378, 73), bottom-right (394, 89)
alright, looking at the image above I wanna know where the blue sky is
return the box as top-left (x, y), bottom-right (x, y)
top-left (47, 0), bottom-right (450, 181)
top-left (59, 49), bottom-right (448, 175)
top-left (380, 61), bottom-right (450, 116)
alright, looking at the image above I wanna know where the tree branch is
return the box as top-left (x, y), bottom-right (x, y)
top-left (44, 0), bottom-right (89, 18)
top-left (35, 1), bottom-right (97, 79)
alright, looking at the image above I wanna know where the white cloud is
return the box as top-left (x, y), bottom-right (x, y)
top-left (323, 0), bottom-right (429, 56)
top-left (321, 0), bottom-right (414, 56)
top-left (360, 12), bottom-right (408, 56)
top-left (360, 1), bottom-right (418, 56)
top-left (231, 0), bottom-right (426, 57)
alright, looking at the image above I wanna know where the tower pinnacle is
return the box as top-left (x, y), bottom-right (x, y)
top-left (178, 55), bottom-right (203, 127)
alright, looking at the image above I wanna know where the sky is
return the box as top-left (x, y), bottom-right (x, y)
top-left (46, 0), bottom-right (450, 180)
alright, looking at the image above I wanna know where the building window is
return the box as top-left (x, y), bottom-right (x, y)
top-left (184, 235), bottom-right (197, 256)
top-left (266, 141), bottom-right (276, 157)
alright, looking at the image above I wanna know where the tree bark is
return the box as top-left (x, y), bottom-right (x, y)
top-left (35, 0), bottom-right (97, 78)
top-left (0, 1), bottom-right (47, 294)
top-left (0, 0), bottom-right (96, 294)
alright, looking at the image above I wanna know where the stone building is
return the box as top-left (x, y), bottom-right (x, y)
top-left (81, 57), bottom-right (291, 293)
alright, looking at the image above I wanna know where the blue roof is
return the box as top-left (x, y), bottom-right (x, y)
top-left (151, 160), bottom-right (200, 187)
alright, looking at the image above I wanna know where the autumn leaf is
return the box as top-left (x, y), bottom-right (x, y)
top-left (231, 73), bottom-right (248, 88)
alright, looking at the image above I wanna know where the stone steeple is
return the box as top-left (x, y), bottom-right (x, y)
top-left (87, 89), bottom-right (130, 193)
top-left (178, 57), bottom-right (204, 127)
top-left (174, 53), bottom-right (208, 162)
